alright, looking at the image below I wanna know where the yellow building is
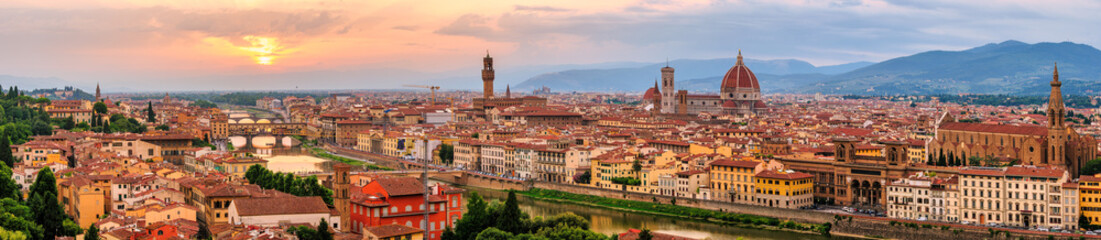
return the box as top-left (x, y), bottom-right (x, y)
top-left (58, 176), bottom-right (111, 228)
top-left (753, 170), bottom-right (814, 209)
top-left (591, 151), bottom-right (649, 193)
top-left (907, 140), bottom-right (926, 164)
top-left (709, 159), bottom-right (760, 204)
top-left (15, 141), bottom-right (67, 167)
top-left (216, 157), bottom-right (268, 181)
top-left (1081, 174), bottom-right (1101, 225)
top-left (363, 224), bottom-right (424, 240)
top-left (146, 204), bottom-right (199, 224)
top-left (854, 144), bottom-right (882, 157)
top-left (689, 143), bottom-right (734, 157)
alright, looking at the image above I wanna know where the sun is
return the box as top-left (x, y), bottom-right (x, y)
top-left (256, 56), bottom-right (273, 65)
top-left (239, 36), bottom-right (280, 65)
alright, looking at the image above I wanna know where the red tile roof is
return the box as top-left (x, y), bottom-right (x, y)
top-left (364, 224), bottom-right (423, 238)
top-left (755, 170), bottom-right (813, 180)
top-left (374, 177), bottom-right (425, 197)
top-left (709, 159), bottom-right (759, 168)
top-left (231, 196), bottom-right (330, 217)
top-left (1004, 166), bottom-right (1064, 178)
top-left (939, 122), bottom-right (1046, 136)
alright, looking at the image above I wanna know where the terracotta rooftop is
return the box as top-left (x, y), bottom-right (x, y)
top-left (709, 159), bottom-right (760, 168)
top-left (231, 196), bottom-right (330, 217)
top-left (755, 170), bottom-right (813, 180)
top-left (939, 122), bottom-right (1047, 136)
top-left (374, 177), bottom-right (425, 197)
top-left (364, 224), bottom-right (423, 238)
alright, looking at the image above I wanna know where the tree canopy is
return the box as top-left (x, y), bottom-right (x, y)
top-left (443, 191), bottom-right (611, 240)
top-left (1082, 158), bottom-right (1101, 176)
top-left (245, 165), bottom-right (333, 205)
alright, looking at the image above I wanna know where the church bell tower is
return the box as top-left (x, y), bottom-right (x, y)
top-left (1047, 63), bottom-right (1066, 166)
top-left (482, 51), bottom-right (495, 99)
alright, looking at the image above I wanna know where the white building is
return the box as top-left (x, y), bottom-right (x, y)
top-left (886, 172), bottom-right (959, 222)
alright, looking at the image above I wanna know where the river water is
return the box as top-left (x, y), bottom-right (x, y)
top-left (464, 187), bottom-right (847, 240)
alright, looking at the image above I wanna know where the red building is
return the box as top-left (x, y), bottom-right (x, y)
top-left (348, 177), bottom-right (464, 240)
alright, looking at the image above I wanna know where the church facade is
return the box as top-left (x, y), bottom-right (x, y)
top-left (927, 64), bottom-right (1097, 177)
top-left (643, 51), bottom-right (766, 116)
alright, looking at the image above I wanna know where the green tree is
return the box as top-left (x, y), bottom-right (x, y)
top-left (638, 228), bottom-right (653, 240)
top-left (475, 227), bottom-right (514, 240)
top-left (937, 151), bottom-right (946, 166)
top-left (317, 218), bottom-right (332, 240)
top-left (968, 156), bottom-right (983, 166)
top-left (496, 191), bottom-right (524, 233)
top-left (575, 171), bottom-right (591, 184)
top-left (1081, 158), bottom-right (1101, 176)
top-left (84, 224), bottom-right (99, 240)
top-left (0, 226), bottom-right (28, 240)
top-left (445, 191), bottom-right (493, 240)
top-left (92, 102), bottom-right (107, 115)
top-left (0, 164), bottom-right (21, 200)
top-left (537, 212), bottom-right (589, 230)
top-left (0, 135), bottom-right (12, 168)
top-left (28, 168), bottom-right (79, 239)
top-left (535, 224), bottom-right (607, 240)
top-left (155, 124), bottom-right (170, 131)
top-left (438, 144), bottom-right (454, 164)
top-left (29, 167), bottom-right (57, 199)
top-left (60, 117), bottom-right (76, 130)
top-left (146, 102), bottom-right (156, 123)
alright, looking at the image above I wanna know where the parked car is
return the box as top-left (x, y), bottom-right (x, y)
top-left (843, 207), bottom-right (854, 213)
top-left (916, 217), bottom-right (927, 221)
top-left (1037, 227), bottom-right (1049, 232)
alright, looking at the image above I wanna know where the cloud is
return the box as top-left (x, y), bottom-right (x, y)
top-left (514, 5), bottom-right (573, 12)
top-left (830, 0), bottom-right (864, 8)
top-left (433, 14), bottom-right (494, 37)
top-left (392, 25), bottom-right (419, 31)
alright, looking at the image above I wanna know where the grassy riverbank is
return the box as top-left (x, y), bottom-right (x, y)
top-left (516, 188), bottom-right (833, 236)
top-left (298, 138), bottom-right (392, 170)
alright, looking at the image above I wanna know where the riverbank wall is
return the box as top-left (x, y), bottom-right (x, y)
top-left (455, 172), bottom-right (532, 191)
top-left (529, 182), bottom-right (1096, 240)
top-left (532, 182), bottom-right (834, 224)
top-left (834, 215), bottom-right (1098, 240)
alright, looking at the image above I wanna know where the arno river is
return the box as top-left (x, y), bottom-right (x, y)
top-left (464, 187), bottom-right (850, 240)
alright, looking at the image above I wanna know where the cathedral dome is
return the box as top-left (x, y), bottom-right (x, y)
top-left (642, 87), bottom-right (659, 100)
top-left (720, 51), bottom-right (759, 90)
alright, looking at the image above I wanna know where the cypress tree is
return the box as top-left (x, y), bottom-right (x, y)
top-left (496, 191), bottom-right (524, 233)
top-left (0, 135), bottom-right (12, 168)
top-left (84, 224), bottom-right (99, 240)
top-left (146, 102), bottom-right (156, 123)
top-left (318, 218), bottom-right (333, 240)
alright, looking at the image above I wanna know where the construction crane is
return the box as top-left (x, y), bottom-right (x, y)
top-left (402, 84), bottom-right (441, 105)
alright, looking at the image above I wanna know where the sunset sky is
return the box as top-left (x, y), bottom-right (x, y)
top-left (1, 0), bottom-right (1100, 91)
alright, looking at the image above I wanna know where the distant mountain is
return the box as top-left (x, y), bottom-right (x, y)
top-left (797, 40), bottom-right (1101, 95)
top-left (513, 58), bottom-right (873, 92)
top-left (0, 75), bottom-right (74, 91)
